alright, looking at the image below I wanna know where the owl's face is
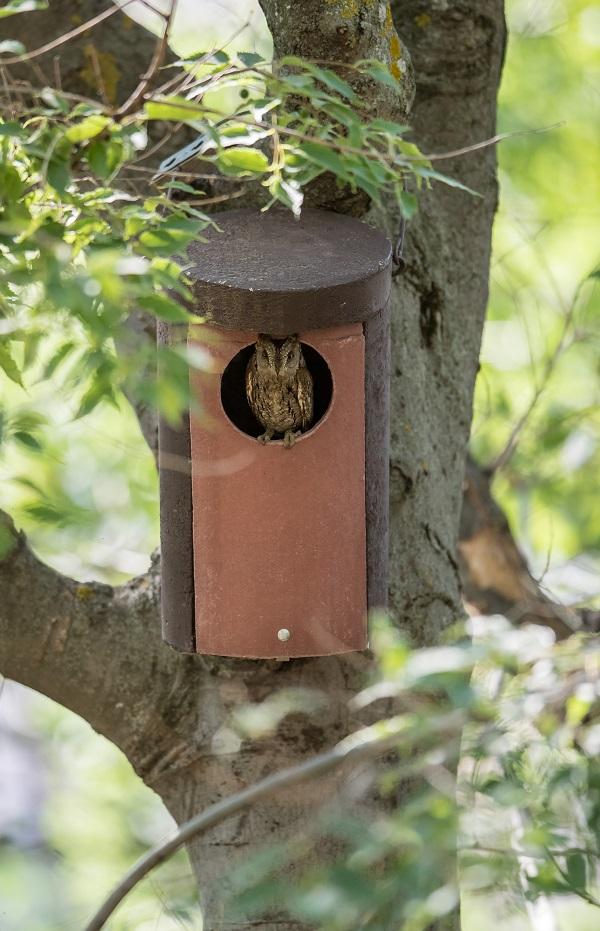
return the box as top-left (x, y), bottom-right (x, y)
top-left (254, 335), bottom-right (278, 374)
top-left (278, 337), bottom-right (302, 376)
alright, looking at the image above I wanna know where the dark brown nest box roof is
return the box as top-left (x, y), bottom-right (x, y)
top-left (183, 207), bottom-right (392, 334)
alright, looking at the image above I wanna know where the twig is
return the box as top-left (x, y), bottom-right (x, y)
top-left (489, 278), bottom-right (584, 473)
top-left (120, 164), bottom-right (241, 181)
top-left (0, 2), bottom-right (138, 66)
top-left (420, 123), bottom-right (564, 163)
top-left (549, 852), bottom-right (600, 908)
top-left (83, 712), bottom-right (463, 931)
top-left (0, 66), bottom-right (15, 117)
top-left (141, 96), bottom-right (560, 171)
top-left (148, 18), bottom-right (252, 101)
top-left (1, 81), bottom-right (103, 108)
top-left (85, 43), bottom-right (109, 109)
top-left (116, 0), bottom-right (180, 118)
top-left (52, 55), bottom-right (62, 93)
top-left (132, 124), bottom-right (184, 163)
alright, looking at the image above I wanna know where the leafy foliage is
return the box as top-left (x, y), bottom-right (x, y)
top-left (473, 0), bottom-right (600, 589)
top-left (0, 36), bottom-right (455, 560)
top-left (226, 618), bottom-right (600, 929)
top-left (0, 2), bottom-right (599, 930)
top-left (0, 49), bottom-right (435, 426)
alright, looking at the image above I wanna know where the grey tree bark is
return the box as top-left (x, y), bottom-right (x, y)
top-left (0, 2), bottom-right (508, 929)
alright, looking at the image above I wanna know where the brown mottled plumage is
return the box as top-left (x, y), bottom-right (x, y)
top-left (246, 335), bottom-right (314, 447)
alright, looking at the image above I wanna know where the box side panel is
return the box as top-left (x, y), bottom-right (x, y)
top-left (189, 325), bottom-right (367, 658)
top-left (158, 321), bottom-right (195, 652)
top-left (364, 302), bottom-right (390, 610)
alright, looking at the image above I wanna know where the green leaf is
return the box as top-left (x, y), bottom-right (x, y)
top-left (65, 114), bottom-right (110, 143)
top-left (145, 96), bottom-right (204, 122)
top-left (46, 157), bottom-right (71, 194)
top-left (217, 147), bottom-right (269, 176)
top-left (0, 0), bottom-right (47, 18)
top-left (210, 50), bottom-right (229, 64)
top-left (43, 341), bottom-right (75, 379)
top-left (369, 118), bottom-right (411, 135)
top-left (300, 141), bottom-right (349, 179)
top-left (238, 51), bottom-right (264, 67)
top-left (22, 332), bottom-right (42, 369)
top-left (314, 67), bottom-right (357, 101)
top-left (13, 430), bottom-right (42, 451)
top-left (138, 293), bottom-right (192, 323)
top-left (164, 180), bottom-right (200, 196)
top-left (357, 59), bottom-right (401, 90)
top-left (397, 139), bottom-right (430, 167)
top-left (139, 216), bottom-right (205, 256)
top-left (87, 138), bottom-right (123, 179)
top-left (76, 382), bottom-right (110, 419)
top-left (399, 190), bottom-right (418, 219)
top-left (24, 503), bottom-right (65, 525)
top-left (0, 120), bottom-right (24, 136)
top-left (267, 177), bottom-right (303, 215)
top-left (0, 342), bottom-right (23, 386)
top-left (416, 166), bottom-right (480, 197)
top-left (281, 59), bottom-right (357, 101)
top-left (565, 853), bottom-right (587, 891)
top-left (0, 163), bottom-right (25, 199)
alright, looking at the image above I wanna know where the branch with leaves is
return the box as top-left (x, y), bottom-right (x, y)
top-left (85, 617), bottom-right (600, 930)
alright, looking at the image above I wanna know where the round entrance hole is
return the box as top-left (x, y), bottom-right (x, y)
top-left (220, 341), bottom-right (333, 440)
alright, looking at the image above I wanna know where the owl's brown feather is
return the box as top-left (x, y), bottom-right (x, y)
top-left (296, 365), bottom-right (314, 430)
top-left (245, 335), bottom-right (314, 444)
top-left (245, 359), bottom-right (257, 417)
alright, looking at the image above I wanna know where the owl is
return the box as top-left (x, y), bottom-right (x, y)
top-left (246, 335), bottom-right (314, 447)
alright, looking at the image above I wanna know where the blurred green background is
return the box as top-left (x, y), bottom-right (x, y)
top-left (0, 0), bottom-right (598, 928)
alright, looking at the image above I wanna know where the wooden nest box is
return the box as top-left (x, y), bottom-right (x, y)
top-left (159, 208), bottom-right (392, 658)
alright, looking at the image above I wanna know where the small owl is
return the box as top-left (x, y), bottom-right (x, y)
top-left (246, 335), bottom-right (314, 447)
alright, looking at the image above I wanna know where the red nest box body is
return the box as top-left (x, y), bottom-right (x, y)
top-left (159, 208), bottom-right (392, 659)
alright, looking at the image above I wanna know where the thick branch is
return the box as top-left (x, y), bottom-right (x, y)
top-left (459, 456), bottom-right (599, 636)
top-left (261, 0), bottom-right (414, 212)
top-left (86, 715), bottom-right (433, 931)
top-left (0, 508), bottom-right (207, 781)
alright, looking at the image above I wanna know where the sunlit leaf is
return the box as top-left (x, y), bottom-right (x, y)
top-left (0, 0), bottom-right (47, 18)
top-left (144, 96), bottom-right (204, 122)
top-left (0, 342), bottom-right (23, 386)
top-left (65, 115), bottom-right (110, 143)
top-left (217, 146), bottom-right (269, 175)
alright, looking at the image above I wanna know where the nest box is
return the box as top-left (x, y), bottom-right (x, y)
top-left (159, 208), bottom-right (392, 658)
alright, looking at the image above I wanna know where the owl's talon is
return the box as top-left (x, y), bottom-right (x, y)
top-left (283, 430), bottom-right (298, 448)
top-left (257, 430), bottom-right (274, 444)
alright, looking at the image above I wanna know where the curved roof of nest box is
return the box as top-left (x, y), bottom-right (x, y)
top-left (183, 208), bottom-right (392, 335)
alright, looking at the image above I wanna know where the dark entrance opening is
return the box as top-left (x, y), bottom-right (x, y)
top-left (220, 341), bottom-right (333, 439)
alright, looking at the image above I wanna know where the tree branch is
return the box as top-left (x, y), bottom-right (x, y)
top-left (0, 2), bottom-right (133, 66)
top-left (458, 456), bottom-right (599, 636)
top-left (85, 711), bottom-right (465, 931)
top-left (488, 276), bottom-right (582, 474)
top-left (0, 506), bottom-right (207, 780)
top-left (116, 0), bottom-right (179, 118)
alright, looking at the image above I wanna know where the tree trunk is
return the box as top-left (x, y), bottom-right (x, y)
top-left (0, 2), bottom-right (507, 929)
